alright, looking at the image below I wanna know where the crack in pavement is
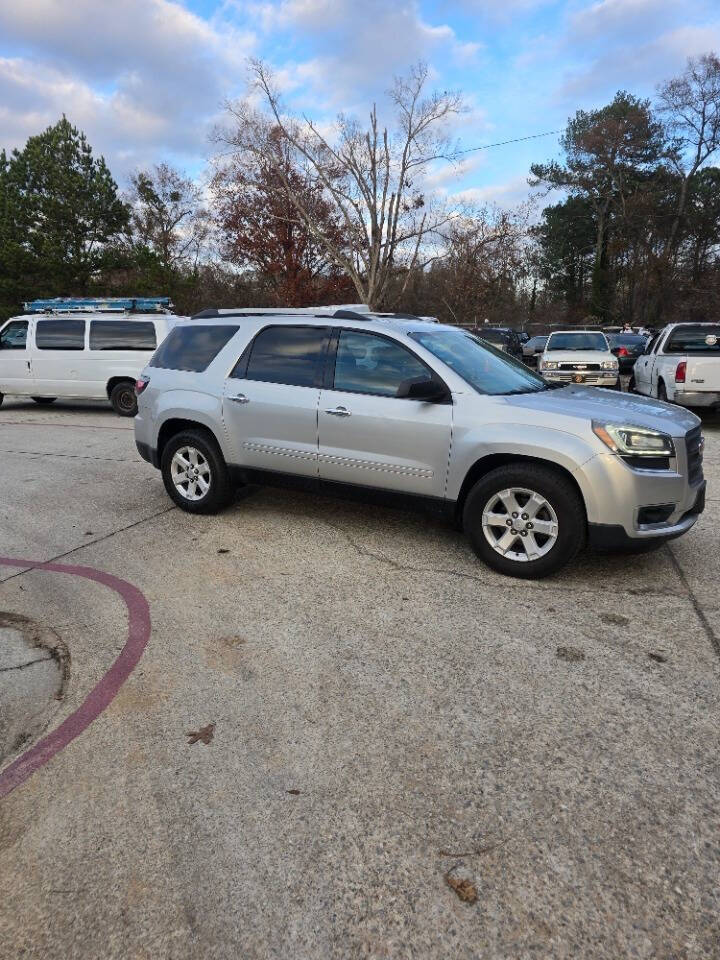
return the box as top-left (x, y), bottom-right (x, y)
top-left (0, 505), bottom-right (177, 586)
top-left (318, 517), bottom-right (691, 603)
top-left (666, 544), bottom-right (720, 660)
top-left (0, 655), bottom-right (54, 673)
top-left (0, 420), bottom-right (133, 431)
top-left (4, 450), bottom-right (138, 463)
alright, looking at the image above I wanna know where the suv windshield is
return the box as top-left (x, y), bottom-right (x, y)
top-left (546, 332), bottom-right (608, 352)
top-left (408, 329), bottom-right (546, 395)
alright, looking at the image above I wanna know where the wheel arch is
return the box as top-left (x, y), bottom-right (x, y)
top-left (455, 454), bottom-right (588, 527)
top-left (106, 376), bottom-right (135, 399)
top-left (156, 417), bottom-right (223, 461)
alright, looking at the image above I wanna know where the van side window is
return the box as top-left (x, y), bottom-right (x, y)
top-left (0, 321), bottom-right (28, 350)
top-left (36, 319), bottom-right (85, 351)
top-left (89, 321), bottom-right (157, 351)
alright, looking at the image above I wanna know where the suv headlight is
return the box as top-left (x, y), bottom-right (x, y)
top-left (601, 359), bottom-right (619, 370)
top-left (541, 360), bottom-right (558, 370)
top-left (592, 421), bottom-right (675, 457)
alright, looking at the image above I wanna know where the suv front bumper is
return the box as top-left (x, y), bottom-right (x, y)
top-left (542, 371), bottom-right (619, 387)
top-left (588, 481), bottom-right (706, 549)
top-left (575, 447), bottom-right (705, 547)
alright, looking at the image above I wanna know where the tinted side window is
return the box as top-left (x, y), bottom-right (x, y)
top-left (36, 319), bottom-right (85, 350)
top-left (0, 321), bottom-right (28, 350)
top-left (333, 331), bottom-right (428, 397)
top-left (149, 325), bottom-right (239, 372)
top-left (244, 326), bottom-right (329, 387)
top-left (89, 321), bottom-right (157, 351)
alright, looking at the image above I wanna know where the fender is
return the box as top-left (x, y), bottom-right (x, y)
top-left (447, 422), bottom-right (603, 523)
top-left (152, 388), bottom-right (234, 463)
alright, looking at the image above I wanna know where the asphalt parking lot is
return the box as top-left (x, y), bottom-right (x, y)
top-left (1, 397), bottom-right (719, 959)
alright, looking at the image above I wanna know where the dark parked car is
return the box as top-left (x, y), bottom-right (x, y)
top-left (475, 327), bottom-right (524, 360)
top-left (522, 335), bottom-right (548, 366)
top-left (607, 333), bottom-right (648, 373)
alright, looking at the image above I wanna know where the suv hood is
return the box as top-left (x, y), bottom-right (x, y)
top-left (501, 385), bottom-right (699, 436)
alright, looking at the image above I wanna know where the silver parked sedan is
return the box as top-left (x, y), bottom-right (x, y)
top-left (134, 308), bottom-right (705, 579)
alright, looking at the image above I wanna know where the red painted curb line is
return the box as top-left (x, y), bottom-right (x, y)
top-left (0, 558), bottom-right (151, 800)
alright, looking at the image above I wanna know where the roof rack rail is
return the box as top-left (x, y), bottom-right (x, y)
top-left (24, 297), bottom-right (172, 314)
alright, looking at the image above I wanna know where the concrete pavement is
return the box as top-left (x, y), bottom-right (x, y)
top-left (0, 397), bottom-right (718, 959)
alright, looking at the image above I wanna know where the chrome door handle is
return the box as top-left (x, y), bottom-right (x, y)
top-left (325, 406), bottom-right (350, 417)
top-left (229, 393), bottom-right (249, 404)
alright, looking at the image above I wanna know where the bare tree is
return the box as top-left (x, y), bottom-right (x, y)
top-left (128, 163), bottom-right (210, 274)
top-left (215, 60), bottom-right (463, 309)
top-left (658, 52), bottom-right (720, 260)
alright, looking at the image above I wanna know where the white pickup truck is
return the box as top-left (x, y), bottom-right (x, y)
top-left (631, 322), bottom-right (720, 409)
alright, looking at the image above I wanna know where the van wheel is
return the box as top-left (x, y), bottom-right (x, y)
top-left (161, 430), bottom-right (233, 515)
top-left (32, 397), bottom-right (56, 404)
top-left (110, 381), bottom-right (137, 417)
top-left (463, 464), bottom-right (586, 579)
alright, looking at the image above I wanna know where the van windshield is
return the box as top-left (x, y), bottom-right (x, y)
top-left (408, 329), bottom-right (547, 395)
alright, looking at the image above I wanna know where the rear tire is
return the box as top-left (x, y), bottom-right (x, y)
top-left (657, 380), bottom-right (668, 402)
top-left (463, 464), bottom-right (586, 580)
top-left (110, 381), bottom-right (138, 417)
top-left (31, 396), bottom-right (56, 404)
top-left (161, 429), bottom-right (233, 515)
top-left (0, 392), bottom-right (4, 408)
top-left (628, 375), bottom-right (636, 393)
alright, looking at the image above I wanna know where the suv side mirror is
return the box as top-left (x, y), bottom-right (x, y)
top-left (397, 376), bottom-right (449, 403)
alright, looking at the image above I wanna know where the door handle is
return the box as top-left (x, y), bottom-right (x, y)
top-left (229, 393), bottom-right (249, 404)
top-left (325, 406), bottom-right (350, 417)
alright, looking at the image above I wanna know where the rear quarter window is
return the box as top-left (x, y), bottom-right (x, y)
top-left (665, 326), bottom-right (720, 355)
top-left (149, 325), bottom-right (239, 372)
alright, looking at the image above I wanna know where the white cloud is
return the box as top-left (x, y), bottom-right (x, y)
top-left (0, 0), bottom-right (255, 175)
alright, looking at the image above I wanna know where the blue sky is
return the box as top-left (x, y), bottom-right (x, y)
top-left (1, 0), bottom-right (719, 207)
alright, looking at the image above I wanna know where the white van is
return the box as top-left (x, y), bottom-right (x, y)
top-left (0, 303), bottom-right (183, 416)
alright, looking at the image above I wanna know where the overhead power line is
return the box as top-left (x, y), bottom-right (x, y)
top-left (457, 129), bottom-right (566, 156)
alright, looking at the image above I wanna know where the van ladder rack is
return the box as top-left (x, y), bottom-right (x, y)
top-left (24, 297), bottom-right (172, 314)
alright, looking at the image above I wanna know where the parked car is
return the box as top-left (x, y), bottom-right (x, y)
top-left (631, 322), bottom-right (720, 408)
top-left (522, 335), bottom-right (548, 367)
top-left (607, 333), bottom-right (648, 373)
top-left (134, 308), bottom-right (704, 580)
top-left (0, 298), bottom-right (183, 416)
top-left (518, 331), bottom-right (530, 344)
top-left (474, 327), bottom-right (524, 361)
top-left (538, 330), bottom-right (620, 388)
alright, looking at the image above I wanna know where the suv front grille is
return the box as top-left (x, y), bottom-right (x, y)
top-left (558, 362), bottom-right (601, 371)
top-left (685, 425), bottom-right (704, 485)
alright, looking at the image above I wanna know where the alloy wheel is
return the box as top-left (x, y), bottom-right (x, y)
top-left (481, 487), bottom-right (559, 563)
top-left (170, 446), bottom-right (212, 501)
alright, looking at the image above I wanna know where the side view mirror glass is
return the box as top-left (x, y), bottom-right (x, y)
top-left (397, 376), bottom-right (448, 402)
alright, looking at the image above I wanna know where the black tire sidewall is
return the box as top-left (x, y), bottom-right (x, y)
top-left (110, 382), bottom-right (138, 417)
top-left (463, 465), bottom-right (586, 579)
top-left (160, 431), bottom-right (232, 514)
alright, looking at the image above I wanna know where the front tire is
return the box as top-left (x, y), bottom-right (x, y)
top-left (110, 381), bottom-right (138, 417)
top-left (32, 396), bottom-right (56, 404)
top-left (160, 430), bottom-right (233, 514)
top-left (463, 464), bottom-right (586, 579)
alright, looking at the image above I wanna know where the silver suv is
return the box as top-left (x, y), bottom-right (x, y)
top-left (134, 309), bottom-right (706, 579)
